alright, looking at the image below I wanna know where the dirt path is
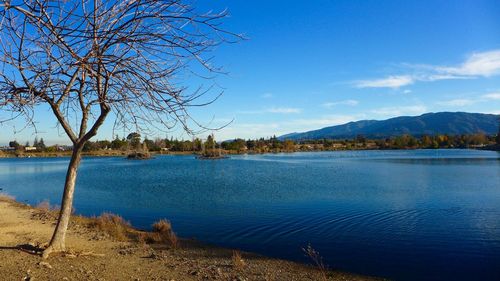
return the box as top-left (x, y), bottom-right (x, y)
top-left (0, 197), bottom-right (383, 281)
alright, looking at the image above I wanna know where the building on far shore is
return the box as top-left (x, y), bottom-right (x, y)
top-left (24, 146), bottom-right (37, 152)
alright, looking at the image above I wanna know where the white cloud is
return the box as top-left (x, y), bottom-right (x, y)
top-left (423, 74), bottom-right (471, 81)
top-left (322, 99), bottom-right (359, 108)
top-left (371, 105), bottom-right (427, 117)
top-left (355, 50), bottom-right (500, 89)
top-left (435, 91), bottom-right (500, 107)
top-left (482, 92), bottom-right (500, 100)
top-left (355, 75), bottom-right (414, 89)
top-left (403, 89), bottom-right (412, 94)
top-left (436, 99), bottom-right (476, 107)
top-left (266, 107), bottom-right (302, 114)
top-left (435, 50), bottom-right (500, 77)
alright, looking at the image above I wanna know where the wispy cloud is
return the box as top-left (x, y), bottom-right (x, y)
top-left (261, 93), bottom-right (274, 99)
top-left (371, 105), bottom-right (427, 117)
top-left (436, 99), bottom-right (477, 107)
top-left (435, 91), bottom-right (500, 107)
top-left (236, 110), bottom-right (265, 115)
top-left (322, 99), bottom-right (359, 108)
top-left (266, 107), bottom-right (302, 114)
top-left (355, 50), bottom-right (500, 89)
top-left (287, 114), bottom-right (362, 127)
top-left (434, 50), bottom-right (500, 77)
top-left (482, 92), bottom-right (500, 100)
top-left (480, 110), bottom-right (500, 115)
top-left (355, 75), bottom-right (414, 89)
top-left (237, 107), bottom-right (302, 115)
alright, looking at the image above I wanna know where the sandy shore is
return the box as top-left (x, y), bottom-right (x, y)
top-left (0, 196), bottom-right (383, 281)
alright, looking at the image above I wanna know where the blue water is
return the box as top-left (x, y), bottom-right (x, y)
top-left (0, 149), bottom-right (499, 281)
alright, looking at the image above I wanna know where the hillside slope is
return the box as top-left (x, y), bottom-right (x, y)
top-left (280, 112), bottom-right (499, 140)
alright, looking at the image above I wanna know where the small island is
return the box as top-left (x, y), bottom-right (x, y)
top-left (125, 133), bottom-right (152, 160)
top-left (196, 134), bottom-right (229, 160)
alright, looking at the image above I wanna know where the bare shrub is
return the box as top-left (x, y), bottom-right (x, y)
top-left (32, 200), bottom-right (60, 221)
top-left (137, 232), bottom-right (148, 245)
top-left (90, 213), bottom-right (131, 241)
top-left (152, 219), bottom-right (172, 233)
top-left (36, 200), bottom-right (51, 211)
top-left (232, 250), bottom-right (246, 270)
top-left (302, 244), bottom-right (328, 281)
top-left (168, 231), bottom-right (179, 249)
top-left (152, 219), bottom-right (179, 249)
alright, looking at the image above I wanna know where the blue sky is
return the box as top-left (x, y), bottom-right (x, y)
top-left (2, 0), bottom-right (500, 144)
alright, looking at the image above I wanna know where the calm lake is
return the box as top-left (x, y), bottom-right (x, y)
top-left (1, 149), bottom-right (499, 280)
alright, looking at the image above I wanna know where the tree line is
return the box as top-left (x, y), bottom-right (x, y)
top-left (221, 133), bottom-right (498, 152)
top-left (6, 132), bottom-right (496, 154)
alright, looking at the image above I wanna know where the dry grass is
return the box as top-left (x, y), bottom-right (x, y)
top-left (0, 193), bottom-right (15, 202)
top-left (151, 219), bottom-right (179, 249)
top-left (152, 219), bottom-right (172, 233)
top-left (264, 271), bottom-right (277, 281)
top-left (35, 200), bottom-right (52, 211)
top-left (232, 250), bottom-right (246, 270)
top-left (0, 193), bottom-right (32, 210)
top-left (136, 232), bottom-right (149, 245)
top-left (90, 213), bottom-right (131, 241)
top-left (303, 244), bottom-right (328, 281)
top-left (32, 200), bottom-right (60, 221)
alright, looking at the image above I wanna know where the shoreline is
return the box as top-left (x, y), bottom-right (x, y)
top-left (0, 195), bottom-right (382, 280)
top-left (0, 146), bottom-right (498, 159)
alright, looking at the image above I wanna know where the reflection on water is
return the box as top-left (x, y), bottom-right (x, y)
top-left (0, 149), bottom-right (499, 281)
top-left (373, 157), bottom-right (500, 165)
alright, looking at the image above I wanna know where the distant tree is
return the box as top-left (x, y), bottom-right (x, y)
top-left (246, 140), bottom-right (256, 150)
top-left (356, 134), bottom-right (367, 145)
top-left (193, 138), bottom-right (203, 151)
top-left (420, 135), bottom-right (432, 148)
top-left (143, 138), bottom-right (160, 151)
top-left (205, 134), bottom-right (216, 150)
top-left (83, 141), bottom-right (98, 152)
top-left (283, 140), bottom-right (295, 151)
top-left (497, 117), bottom-right (500, 145)
top-left (8, 141), bottom-right (19, 149)
top-left (36, 138), bottom-right (46, 151)
top-left (33, 137), bottom-right (46, 151)
top-left (221, 138), bottom-right (246, 151)
top-left (45, 146), bottom-right (56, 153)
top-left (96, 140), bottom-right (111, 150)
top-left (111, 135), bottom-right (128, 151)
top-left (127, 133), bottom-right (142, 150)
top-left (0, 0), bottom-right (240, 258)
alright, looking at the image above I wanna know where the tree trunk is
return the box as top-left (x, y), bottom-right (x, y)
top-left (42, 144), bottom-right (83, 259)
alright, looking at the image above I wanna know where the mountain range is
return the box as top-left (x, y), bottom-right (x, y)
top-left (279, 112), bottom-right (499, 140)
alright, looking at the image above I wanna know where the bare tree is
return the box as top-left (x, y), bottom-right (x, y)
top-left (0, 0), bottom-right (240, 258)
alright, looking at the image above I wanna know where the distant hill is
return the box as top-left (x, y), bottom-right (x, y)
top-left (279, 112), bottom-right (499, 140)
